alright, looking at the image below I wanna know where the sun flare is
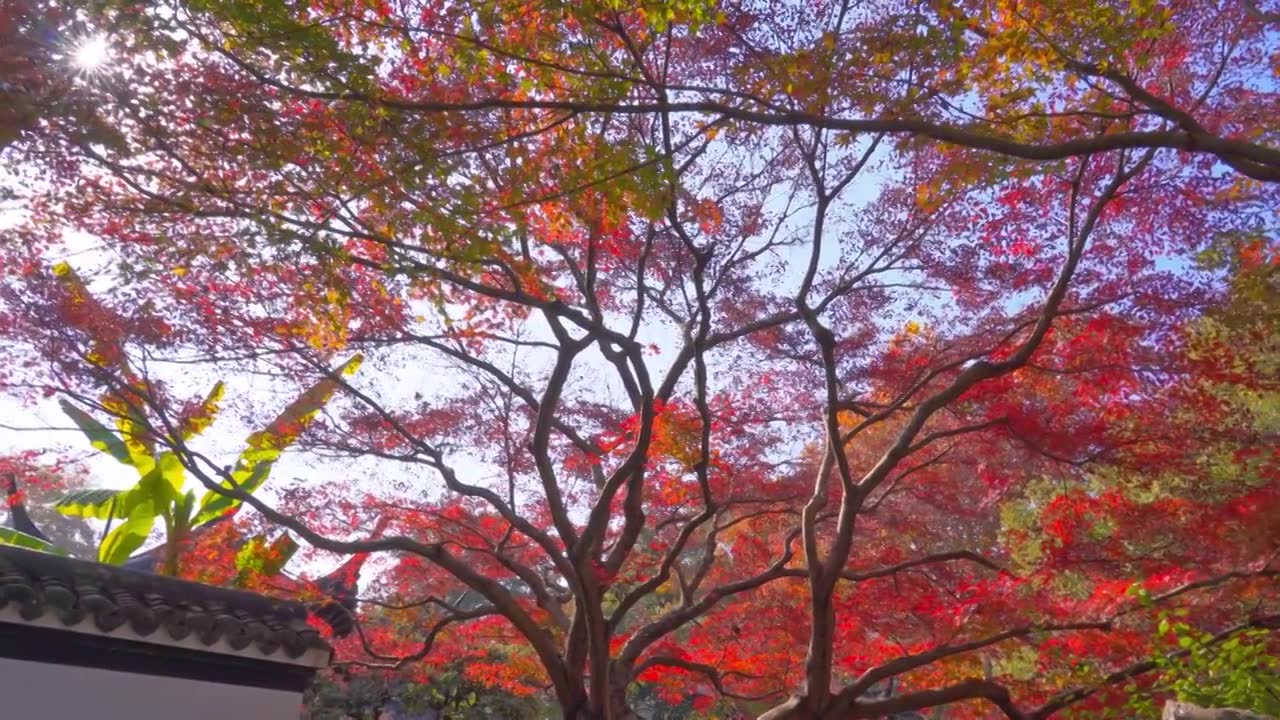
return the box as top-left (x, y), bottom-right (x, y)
top-left (73, 35), bottom-right (110, 70)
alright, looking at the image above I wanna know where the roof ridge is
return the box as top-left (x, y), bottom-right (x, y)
top-left (0, 544), bottom-right (333, 668)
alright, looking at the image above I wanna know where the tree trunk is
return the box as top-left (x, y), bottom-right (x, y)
top-left (559, 684), bottom-right (639, 720)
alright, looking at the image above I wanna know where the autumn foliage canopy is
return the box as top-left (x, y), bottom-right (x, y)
top-left (1, 0), bottom-right (1278, 718)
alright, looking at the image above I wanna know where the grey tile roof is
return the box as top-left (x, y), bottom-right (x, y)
top-left (0, 544), bottom-right (333, 666)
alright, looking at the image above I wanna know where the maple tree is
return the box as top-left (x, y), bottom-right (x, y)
top-left (1, 0), bottom-right (1278, 718)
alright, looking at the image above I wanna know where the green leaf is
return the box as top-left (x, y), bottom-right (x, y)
top-left (57, 457), bottom-right (178, 528)
top-left (192, 461), bottom-right (271, 527)
top-left (174, 489), bottom-right (196, 530)
top-left (180, 381), bottom-right (226, 440)
top-left (0, 528), bottom-right (68, 555)
top-left (262, 533), bottom-right (299, 576)
top-left (156, 452), bottom-right (186, 495)
top-left (233, 532), bottom-right (296, 585)
top-left (245, 354), bottom-right (362, 456)
top-left (99, 500), bottom-right (157, 565)
top-left (234, 534), bottom-right (269, 575)
top-left (110, 406), bottom-right (157, 473)
top-left (194, 354), bottom-right (361, 525)
top-left (54, 488), bottom-right (133, 520)
top-left (60, 400), bottom-right (133, 467)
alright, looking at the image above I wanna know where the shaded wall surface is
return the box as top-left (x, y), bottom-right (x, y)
top-left (0, 656), bottom-right (304, 719)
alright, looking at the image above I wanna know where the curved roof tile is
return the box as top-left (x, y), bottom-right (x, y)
top-left (0, 545), bottom-right (333, 668)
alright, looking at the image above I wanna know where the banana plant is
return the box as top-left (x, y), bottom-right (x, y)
top-left (0, 261), bottom-right (362, 576)
top-left (46, 354), bottom-right (362, 574)
top-left (233, 532), bottom-right (301, 586)
top-left (0, 527), bottom-right (67, 555)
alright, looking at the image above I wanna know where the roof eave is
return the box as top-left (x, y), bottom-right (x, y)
top-left (0, 604), bottom-right (332, 669)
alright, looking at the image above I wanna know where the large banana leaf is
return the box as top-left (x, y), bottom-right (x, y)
top-left (191, 460), bottom-right (272, 527)
top-left (234, 532), bottom-right (300, 585)
top-left (193, 354), bottom-right (362, 526)
top-left (54, 262), bottom-right (153, 461)
top-left (0, 528), bottom-right (68, 555)
top-left (261, 533), bottom-right (299, 576)
top-left (60, 400), bottom-right (134, 467)
top-left (54, 487), bottom-right (132, 520)
top-left (52, 262), bottom-right (142, 376)
top-left (56, 453), bottom-right (183, 523)
top-left (99, 500), bottom-right (157, 565)
top-left (180, 381), bottom-right (226, 440)
top-left (152, 452), bottom-right (187, 497)
top-left (101, 393), bottom-right (157, 469)
top-left (61, 395), bottom-right (158, 476)
top-left (174, 489), bottom-right (196, 530)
